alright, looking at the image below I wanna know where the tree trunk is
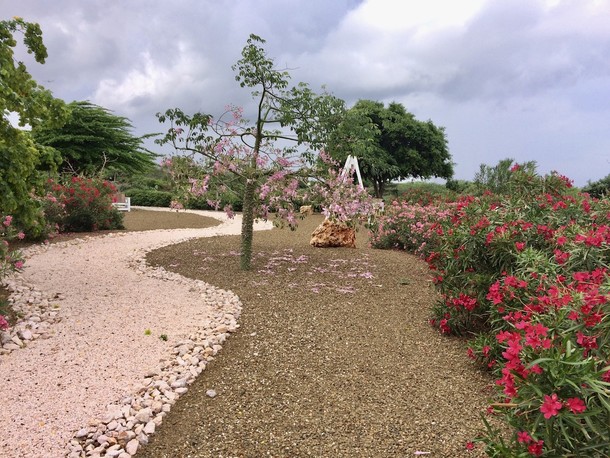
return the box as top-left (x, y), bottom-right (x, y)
top-left (373, 179), bottom-right (384, 198)
top-left (240, 178), bottom-right (256, 270)
top-left (377, 180), bottom-right (385, 198)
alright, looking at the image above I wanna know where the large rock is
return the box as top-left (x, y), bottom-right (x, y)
top-left (310, 219), bottom-right (356, 248)
top-left (299, 205), bottom-right (314, 216)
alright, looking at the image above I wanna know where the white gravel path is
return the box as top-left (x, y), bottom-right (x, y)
top-left (0, 209), bottom-right (273, 458)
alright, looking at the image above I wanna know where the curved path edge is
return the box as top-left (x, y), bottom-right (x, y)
top-left (0, 209), bottom-right (273, 458)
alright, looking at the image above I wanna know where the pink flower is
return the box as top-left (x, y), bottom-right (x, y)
top-left (528, 440), bottom-right (544, 456)
top-left (465, 441), bottom-right (475, 450)
top-left (3, 215), bottom-right (12, 227)
top-left (517, 431), bottom-right (532, 443)
top-left (515, 241), bottom-right (526, 251)
top-left (540, 393), bottom-right (562, 419)
top-left (565, 397), bottom-right (586, 414)
top-left (14, 260), bottom-right (24, 269)
top-left (0, 315), bottom-right (8, 331)
top-left (17, 232), bottom-right (25, 240)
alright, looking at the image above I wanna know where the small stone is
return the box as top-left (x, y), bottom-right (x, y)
top-left (175, 387), bottom-right (188, 395)
top-left (3, 343), bottom-right (20, 351)
top-left (170, 379), bottom-right (187, 389)
top-left (137, 432), bottom-right (149, 445)
top-left (151, 400), bottom-right (163, 413)
top-left (96, 434), bottom-right (109, 445)
top-left (10, 335), bottom-right (23, 346)
top-left (143, 420), bottom-right (155, 434)
top-left (18, 329), bottom-right (33, 340)
top-left (206, 389), bottom-right (217, 398)
top-left (134, 408), bottom-right (152, 423)
top-left (126, 438), bottom-right (139, 455)
top-left (75, 427), bottom-right (89, 438)
top-left (118, 453), bottom-right (131, 458)
top-left (214, 324), bottom-right (228, 333)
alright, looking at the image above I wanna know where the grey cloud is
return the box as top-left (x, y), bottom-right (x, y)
top-left (2, 0), bottom-right (609, 185)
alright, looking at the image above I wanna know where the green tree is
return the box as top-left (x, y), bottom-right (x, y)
top-left (32, 100), bottom-right (157, 177)
top-left (0, 17), bottom-right (67, 236)
top-left (474, 158), bottom-right (537, 194)
top-left (582, 173), bottom-right (610, 198)
top-left (157, 34), bottom-right (350, 270)
top-left (326, 99), bottom-right (453, 197)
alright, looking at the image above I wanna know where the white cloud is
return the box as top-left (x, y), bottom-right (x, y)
top-left (92, 41), bottom-right (210, 115)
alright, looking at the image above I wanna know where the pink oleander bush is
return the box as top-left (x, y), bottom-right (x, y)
top-left (369, 166), bottom-right (610, 456)
top-left (43, 176), bottom-right (125, 233)
top-left (368, 199), bottom-right (454, 256)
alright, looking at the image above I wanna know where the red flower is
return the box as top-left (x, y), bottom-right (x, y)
top-left (565, 397), bottom-right (586, 414)
top-left (465, 441), bottom-right (475, 451)
top-left (517, 431), bottom-right (532, 443)
top-left (553, 249), bottom-right (570, 265)
top-left (528, 439), bottom-right (544, 456)
top-left (540, 393), bottom-right (562, 419)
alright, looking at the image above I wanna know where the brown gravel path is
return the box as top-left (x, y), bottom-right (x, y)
top-left (141, 215), bottom-right (494, 457)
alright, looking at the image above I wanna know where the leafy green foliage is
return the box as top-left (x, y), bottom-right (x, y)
top-left (473, 157), bottom-right (537, 195)
top-left (327, 100), bottom-right (453, 197)
top-left (0, 18), bottom-right (68, 237)
top-left (582, 173), bottom-right (610, 199)
top-left (389, 181), bottom-right (458, 205)
top-left (123, 189), bottom-right (173, 207)
top-left (32, 100), bottom-right (157, 177)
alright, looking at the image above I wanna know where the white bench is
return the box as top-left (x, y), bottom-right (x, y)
top-left (112, 196), bottom-right (131, 212)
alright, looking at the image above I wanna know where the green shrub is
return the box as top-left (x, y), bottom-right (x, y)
top-left (582, 173), bottom-right (610, 199)
top-left (124, 189), bottom-right (173, 207)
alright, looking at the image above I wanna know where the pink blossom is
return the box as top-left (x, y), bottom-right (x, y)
top-left (540, 393), bottom-right (562, 419)
top-left (565, 397), bottom-right (586, 414)
top-left (528, 440), bottom-right (544, 456)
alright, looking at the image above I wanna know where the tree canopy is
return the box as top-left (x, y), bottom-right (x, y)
top-left (326, 100), bottom-right (453, 197)
top-left (0, 17), bottom-right (67, 236)
top-left (32, 100), bottom-right (157, 177)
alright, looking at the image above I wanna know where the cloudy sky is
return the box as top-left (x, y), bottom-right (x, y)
top-left (3, 0), bottom-right (610, 186)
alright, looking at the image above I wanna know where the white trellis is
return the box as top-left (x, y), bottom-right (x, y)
top-left (341, 155), bottom-right (364, 190)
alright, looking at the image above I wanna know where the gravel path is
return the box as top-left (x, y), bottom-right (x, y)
top-left (140, 216), bottom-right (496, 457)
top-left (0, 209), bottom-right (272, 458)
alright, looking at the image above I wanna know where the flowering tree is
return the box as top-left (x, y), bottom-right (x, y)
top-left (157, 34), bottom-right (370, 270)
